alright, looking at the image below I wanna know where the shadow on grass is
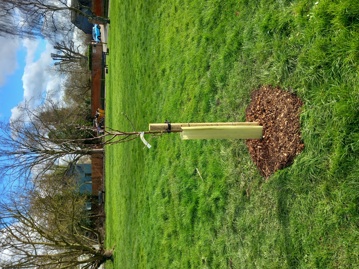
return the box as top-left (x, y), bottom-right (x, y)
top-left (275, 174), bottom-right (303, 269)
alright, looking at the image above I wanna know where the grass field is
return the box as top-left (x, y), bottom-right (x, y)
top-left (105, 0), bottom-right (359, 268)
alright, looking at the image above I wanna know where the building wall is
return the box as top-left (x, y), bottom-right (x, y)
top-left (92, 0), bottom-right (105, 16)
top-left (91, 44), bottom-right (104, 196)
top-left (91, 44), bottom-right (104, 116)
top-left (75, 164), bottom-right (93, 194)
top-left (91, 153), bottom-right (103, 195)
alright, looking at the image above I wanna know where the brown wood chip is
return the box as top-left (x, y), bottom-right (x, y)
top-left (246, 86), bottom-right (304, 178)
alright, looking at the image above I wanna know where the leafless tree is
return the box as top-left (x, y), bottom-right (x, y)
top-left (0, 0), bottom-right (42, 38)
top-left (0, 0), bottom-right (109, 39)
top-left (0, 103), bottom-right (174, 183)
top-left (48, 64), bottom-right (91, 106)
top-left (63, 71), bottom-right (92, 105)
top-left (0, 174), bottom-right (113, 269)
top-left (51, 40), bottom-right (88, 67)
top-left (0, 121), bottom-right (98, 184)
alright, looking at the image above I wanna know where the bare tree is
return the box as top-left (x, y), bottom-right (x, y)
top-left (0, 105), bottom-right (102, 182)
top-left (0, 174), bottom-right (113, 269)
top-left (0, 103), bottom-right (174, 183)
top-left (51, 40), bottom-right (88, 67)
top-left (0, 0), bottom-right (42, 38)
top-left (63, 71), bottom-right (92, 105)
top-left (0, 0), bottom-right (109, 39)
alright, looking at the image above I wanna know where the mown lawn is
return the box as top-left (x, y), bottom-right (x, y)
top-left (105, 0), bottom-right (359, 268)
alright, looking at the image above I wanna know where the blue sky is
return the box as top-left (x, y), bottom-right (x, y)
top-left (0, 36), bottom-right (66, 195)
top-left (0, 46), bottom-right (26, 121)
top-left (0, 37), bottom-right (63, 122)
top-left (0, 37), bottom-right (49, 196)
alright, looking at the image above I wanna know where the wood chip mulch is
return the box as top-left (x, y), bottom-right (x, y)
top-left (245, 86), bottom-right (304, 178)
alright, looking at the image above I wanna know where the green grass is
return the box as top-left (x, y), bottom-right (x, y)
top-left (105, 0), bottom-right (359, 268)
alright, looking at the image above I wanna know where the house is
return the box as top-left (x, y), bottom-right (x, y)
top-left (66, 162), bottom-right (104, 216)
top-left (70, 0), bottom-right (108, 33)
top-left (89, 38), bottom-right (107, 203)
top-left (70, 0), bottom-right (93, 34)
top-left (71, 0), bottom-right (107, 212)
top-left (66, 163), bottom-right (102, 196)
top-left (71, 163), bottom-right (93, 194)
top-left (90, 44), bottom-right (106, 116)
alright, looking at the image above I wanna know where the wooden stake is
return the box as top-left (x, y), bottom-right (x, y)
top-left (149, 122), bottom-right (260, 132)
top-left (180, 126), bottom-right (263, 140)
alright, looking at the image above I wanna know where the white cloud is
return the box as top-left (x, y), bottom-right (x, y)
top-left (0, 37), bottom-right (21, 86)
top-left (22, 38), bottom-right (40, 64)
top-left (10, 40), bottom-right (64, 122)
top-left (22, 40), bottom-right (52, 103)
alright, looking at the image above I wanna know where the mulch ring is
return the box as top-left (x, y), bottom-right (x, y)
top-left (246, 86), bottom-right (304, 178)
